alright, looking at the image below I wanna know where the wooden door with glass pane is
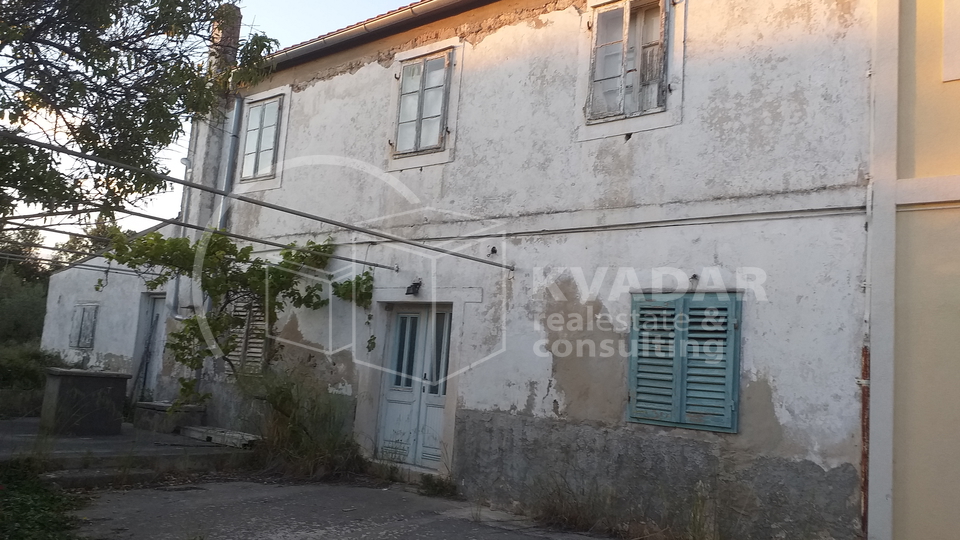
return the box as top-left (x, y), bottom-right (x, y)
top-left (377, 306), bottom-right (453, 468)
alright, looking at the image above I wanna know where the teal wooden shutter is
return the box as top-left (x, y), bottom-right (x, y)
top-left (630, 295), bottom-right (683, 423)
top-left (682, 293), bottom-right (741, 432)
top-left (630, 293), bottom-right (741, 432)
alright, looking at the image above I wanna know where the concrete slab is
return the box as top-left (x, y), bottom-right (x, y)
top-left (0, 418), bottom-right (252, 471)
top-left (73, 481), bottom-right (591, 540)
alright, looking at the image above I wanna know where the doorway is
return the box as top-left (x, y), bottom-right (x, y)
top-left (133, 295), bottom-right (166, 401)
top-left (377, 305), bottom-right (453, 469)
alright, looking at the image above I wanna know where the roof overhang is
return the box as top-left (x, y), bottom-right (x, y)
top-left (270, 0), bottom-right (492, 71)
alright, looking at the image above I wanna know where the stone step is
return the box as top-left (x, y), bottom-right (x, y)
top-left (24, 447), bottom-right (255, 473)
top-left (40, 467), bottom-right (159, 489)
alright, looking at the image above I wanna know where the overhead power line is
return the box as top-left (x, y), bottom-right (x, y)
top-left (4, 204), bottom-right (398, 271)
top-left (0, 251), bottom-right (160, 278)
top-left (0, 132), bottom-right (515, 271)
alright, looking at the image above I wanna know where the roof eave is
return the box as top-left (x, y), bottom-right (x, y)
top-left (270, 0), bottom-right (487, 71)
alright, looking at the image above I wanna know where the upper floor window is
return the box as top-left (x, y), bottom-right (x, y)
top-left (394, 50), bottom-right (452, 155)
top-left (589, 0), bottom-right (668, 121)
top-left (240, 96), bottom-right (282, 180)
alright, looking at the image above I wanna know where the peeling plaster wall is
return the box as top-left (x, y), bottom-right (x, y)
top-left (182, 0), bottom-right (873, 535)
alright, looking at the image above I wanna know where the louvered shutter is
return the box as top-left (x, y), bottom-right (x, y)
top-left (630, 293), bottom-right (741, 432)
top-left (225, 302), bottom-right (266, 377)
top-left (630, 296), bottom-right (682, 422)
top-left (683, 294), bottom-right (740, 431)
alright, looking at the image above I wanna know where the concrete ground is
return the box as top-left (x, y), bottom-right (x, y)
top-left (0, 417), bottom-right (248, 468)
top-left (73, 481), bottom-right (590, 540)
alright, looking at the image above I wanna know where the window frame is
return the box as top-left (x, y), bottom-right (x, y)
top-left (239, 96), bottom-right (283, 181)
top-left (233, 87), bottom-right (291, 193)
top-left (392, 49), bottom-right (454, 157)
top-left (627, 291), bottom-right (742, 433)
top-left (588, 0), bottom-right (667, 121)
top-left (576, 0), bottom-right (686, 141)
top-left (386, 38), bottom-right (463, 172)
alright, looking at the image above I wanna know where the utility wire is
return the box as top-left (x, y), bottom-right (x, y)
top-left (0, 132), bottom-right (515, 271)
top-left (4, 204), bottom-right (398, 271)
top-left (0, 252), bottom-right (160, 278)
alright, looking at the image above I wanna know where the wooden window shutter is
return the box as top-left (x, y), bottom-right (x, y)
top-left (682, 293), bottom-right (740, 431)
top-left (225, 302), bottom-right (266, 377)
top-left (630, 293), bottom-right (741, 432)
top-left (630, 295), bottom-right (683, 422)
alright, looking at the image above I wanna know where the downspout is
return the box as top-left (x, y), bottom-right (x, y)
top-left (196, 93), bottom-right (243, 385)
top-left (170, 154), bottom-right (194, 321)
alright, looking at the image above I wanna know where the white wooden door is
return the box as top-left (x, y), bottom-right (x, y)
top-left (378, 306), bottom-right (453, 468)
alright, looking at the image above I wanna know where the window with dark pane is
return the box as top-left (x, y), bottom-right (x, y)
top-left (393, 314), bottom-right (418, 387)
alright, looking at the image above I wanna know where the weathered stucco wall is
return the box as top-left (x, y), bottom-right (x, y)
top-left (41, 256), bottom-right (164, 377)
top-left (176, 0), bottom-right (874, 536)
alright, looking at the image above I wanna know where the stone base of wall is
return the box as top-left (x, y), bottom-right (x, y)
top-left (454, 409), bottom-right (861, 540)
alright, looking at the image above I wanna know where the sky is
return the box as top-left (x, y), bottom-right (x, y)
top-left (29, 0), bottom-right (409, 247)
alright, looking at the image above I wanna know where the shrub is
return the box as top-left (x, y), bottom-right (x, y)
top-left (248, 369), bottom-right (368, 478)
top-left (0, 343), bottom-right (66, 391)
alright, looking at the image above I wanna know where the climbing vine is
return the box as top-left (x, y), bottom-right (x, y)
top-left (102, 231), bottom-right (374, 404)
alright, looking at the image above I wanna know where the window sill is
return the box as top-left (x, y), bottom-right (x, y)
top-left (386, 147), bottom-right (453, 172)
top-left (233, 174), bottom-right (281, 193)
top-left (577, 105), bottom-right (681, 142)
top-left (627, 416), bottom-right (738, 434)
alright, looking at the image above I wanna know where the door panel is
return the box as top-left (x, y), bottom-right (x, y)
top-left (378, 307), bottom-right (453, 469)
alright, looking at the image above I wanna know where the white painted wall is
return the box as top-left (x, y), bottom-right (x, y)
top-left (168, 0), bottom-right (874, 470)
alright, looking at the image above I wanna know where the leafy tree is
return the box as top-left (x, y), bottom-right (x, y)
top-left (53, 215), bottom-right (134, 263)
top-left (0, 227), bottom-right (49, 282)
top-left (0, 266), bottom-right (46, 344)
top-left (0, 0), bottom-right (277, 218)
top-left (104, 232), bottom-right (375, 404)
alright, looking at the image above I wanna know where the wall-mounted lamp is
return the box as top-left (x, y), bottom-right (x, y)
top-left (405, 279), bottom-right (422, 296)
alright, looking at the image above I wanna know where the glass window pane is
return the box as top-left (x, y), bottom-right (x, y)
top-left (424, 57), bottom-right (446, 88)
top-left (396, 121), bottom-right (417, 153)
top-left (260, 125), bottom-right (276, 150)
top-left (594, 43), bottom-right (623, 81)
top-left (429, 313), bottom-right (449, 395)
top-left (247, 104), bottom-right (263, 129)
top-left (403, 316), bottom-right (418, 387)
top-left (399, 93), bottom-right (420, 123)
top-left (422, 87), bottom-right (444, 118)
top-left (262, 100), bottom-right (279, 126)
top-left (401, 63), bottom-right (422, 93)
top-left (596, 8), bottom-right (623, 44)
top-left (393, 317), bottom-right (407, 386)
top-left (420, 116), bottom-right (441, 148)
top-left (256, 149), bottom-right (274, 176)
top-left (241, 153), bottom-right (256, 178)
top-left (641, 6), bottom-right (661, 45)
top-left (244, 129), bottom-right (259, 153)
top-left (591, 77), bottom-right (622, 115)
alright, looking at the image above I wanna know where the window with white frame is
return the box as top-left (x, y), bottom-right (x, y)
top-left (240, 97), bottom-right (282, 180)
top-left (394, 50), bottom-right (452, 155)
top-left (589, 0), bottom-right (668, 121)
